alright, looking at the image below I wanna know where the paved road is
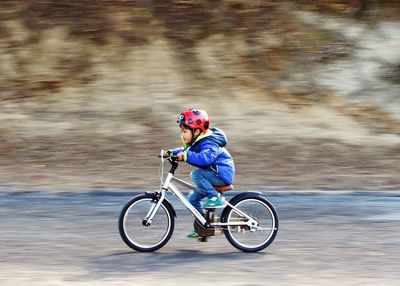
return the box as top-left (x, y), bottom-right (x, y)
top-left (1, 190), bottom-right (399, 286)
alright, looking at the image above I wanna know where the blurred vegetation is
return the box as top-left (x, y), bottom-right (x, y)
top-left (1, 0), bottom-right (398, 99)
top-left (0, 0), bottom-right (399, 190)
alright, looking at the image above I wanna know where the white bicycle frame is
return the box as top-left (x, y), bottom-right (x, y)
top-left (144, 151), bottom-right (259, 230)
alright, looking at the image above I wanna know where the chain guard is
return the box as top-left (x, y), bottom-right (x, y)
top-left (193, 220), bottom-right (215, 237)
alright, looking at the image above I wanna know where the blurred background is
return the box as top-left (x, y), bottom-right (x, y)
top-left (0, 0), bottom-right (399, 191)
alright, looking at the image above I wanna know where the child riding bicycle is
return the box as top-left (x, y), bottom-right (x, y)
top-left (169, 109), bottom-right (235, 238)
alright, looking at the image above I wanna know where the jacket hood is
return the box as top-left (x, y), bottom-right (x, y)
top-left (187, 127), bottom-right (228, 148)
top-left (208, 127), bottom-right (227, 147)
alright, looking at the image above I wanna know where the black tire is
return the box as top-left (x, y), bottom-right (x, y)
top-left (221, 194), bottom-right (278, 252)
top-left (118, 194), bottom-right (175, 252)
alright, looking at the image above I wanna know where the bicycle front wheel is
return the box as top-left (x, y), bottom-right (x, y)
top-left (221, 195), bottom-right (278, 252)
top-left (119, 194), bottom-right (174, 252)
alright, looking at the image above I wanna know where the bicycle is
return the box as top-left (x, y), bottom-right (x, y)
top-left (118, 150), bottom-right (279, 252)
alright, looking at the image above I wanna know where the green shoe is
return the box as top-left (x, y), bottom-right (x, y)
top-left (202, 196), bottom-right (226, 208)
top-left (186, 230), bottom-right (200, 238)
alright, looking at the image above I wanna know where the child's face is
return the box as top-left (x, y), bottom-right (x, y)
top-left (180, 127), bottom-right (193, 145)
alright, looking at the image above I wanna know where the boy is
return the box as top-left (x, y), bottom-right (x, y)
top-left (170, 109), bottom-right (235, 238)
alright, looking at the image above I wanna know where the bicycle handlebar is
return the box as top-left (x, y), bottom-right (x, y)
top-left (158, 150), bottom-right (179, 161)
top-left (158, 150), bottom-right (179, 174)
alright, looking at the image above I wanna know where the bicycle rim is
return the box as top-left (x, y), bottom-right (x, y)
top-left (122, 198), bottom-right (172, 250)
top-left (226, 198), bottom-right (277, 250)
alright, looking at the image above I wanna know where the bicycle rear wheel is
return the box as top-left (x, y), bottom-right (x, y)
top-left (119, 194), bottom-right (174, 252)
top-left (221, 195), bottom-right (278, 252)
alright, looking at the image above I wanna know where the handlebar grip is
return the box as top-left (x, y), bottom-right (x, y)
top-left (158, 150), bottom-right (172, 158)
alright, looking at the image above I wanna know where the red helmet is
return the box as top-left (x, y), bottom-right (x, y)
top-left (177, 109), bottom-right (210, 133)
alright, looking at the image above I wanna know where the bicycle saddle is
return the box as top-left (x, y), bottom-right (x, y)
top-left (214, 185), bottom-right (233, 193)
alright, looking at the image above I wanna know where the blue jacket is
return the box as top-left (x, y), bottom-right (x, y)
top-left (171, 128), bottom-right (235, 185)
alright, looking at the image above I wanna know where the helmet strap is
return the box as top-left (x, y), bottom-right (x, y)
top-left (189, 128), bottom-right (201, 145)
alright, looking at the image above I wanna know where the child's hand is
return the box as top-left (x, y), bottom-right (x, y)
top-left (177, 152), bottom-right (185, 161)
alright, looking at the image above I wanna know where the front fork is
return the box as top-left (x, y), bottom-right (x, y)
top-left (142, 172), bottom-right (174, 226)
top-left (142, 190), bottom-right (166, 226)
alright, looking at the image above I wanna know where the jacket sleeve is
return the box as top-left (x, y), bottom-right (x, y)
top-left (170, 147), bottom-right (185, 156)
top-left (185, 143), bottom-right (220, 167)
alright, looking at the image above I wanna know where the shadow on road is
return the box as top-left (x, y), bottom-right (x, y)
top-left (88, 249), bottom-right (267, 276)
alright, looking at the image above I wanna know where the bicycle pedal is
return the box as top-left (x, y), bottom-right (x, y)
top-left (197, 236), bottom-right (208, 242)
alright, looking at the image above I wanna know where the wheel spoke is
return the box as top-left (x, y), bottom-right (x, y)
top-left (119, 195), bottom-right (174, 252)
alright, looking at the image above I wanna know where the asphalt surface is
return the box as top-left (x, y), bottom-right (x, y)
top-left (1, 190), bottom-right (399, 286)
